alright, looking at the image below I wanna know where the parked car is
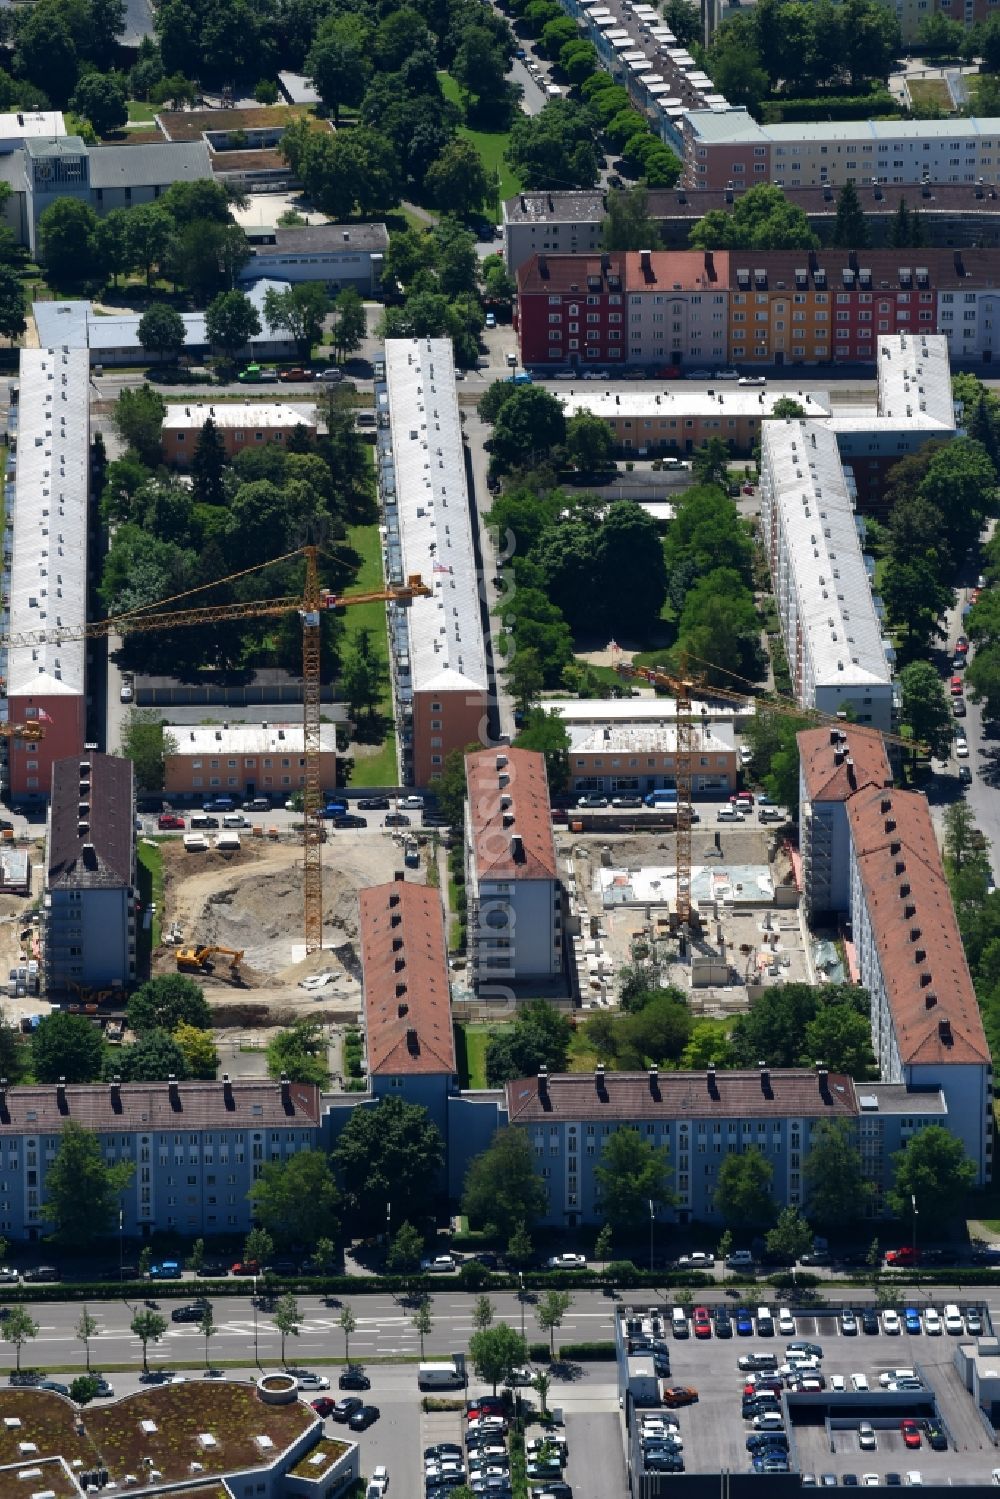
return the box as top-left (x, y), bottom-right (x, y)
top-left (333, 815), bottom-right (368, 830)
top-left (332, 1398), bottom-right (364, 1423)
top-left (339, 1367), bottom-right (371, 1390)
top-left (902, 1421), bottom-right (921, 1451)
top-left (738, 375), bottom-right (766, 386)
top-left (311, 1398), bottom-right (337, 1417)
top-left (883, 1310), bottom-right (902, 1335)
top-left (279, 367), bottom-right (314, 382)
top-left (611, 794), bottom-right (643, 808)
top-left (904, 1308), bottom-right (922, 1334)
top-left (171, 1304), bottom-right (207, 1323)
top-left (661, 1386), bottom-right (698, 1406)
top-left (157, 813), bottom-right (185, 830)
top-left (678, 1251), bottom-right (714, 1268)
top-left (357, 796), bottom-right (390, 810)
top-left (296, 1374), bottom-right (330, 1392)
top-left (576, 794), bottom-right (608, 809)
top-left (885, 1246), bottom-right (919, 1266)
top-left (420, 1255), bottom-right (457, 1273)
top-left (384, 813), bottom-right (411, 827)
top-left (348, 1404), bottom-right (380, 1431)
top-left (923, 1308), bottom-right (942, 1335)
top-left (547, 1252), bottom-right (587, 1269)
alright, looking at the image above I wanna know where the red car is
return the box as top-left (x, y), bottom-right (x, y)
top-left (901, 1420), bottom-right (921, 1450)
top-left (950, 676), bottom-right (964, 695)
top-left (693, 1306), bottom-right (712, 1339)
top-left (230, 1259), bottom-right (261, 1275)
top-left (730, 792), bottom-right (754, 808)
top-left (662, 1386), bottom-right (698, 1407)
top-left (157, 813), bottom-right (184, 830)
top-left (279, 367), bottom-right (314, 382)
top-left (311, 1398), bottom-right (337, 1417)
top-left (885, 1246), bottom-right (919, 1267)
top-left (955, 637), bottom-right (970, 654)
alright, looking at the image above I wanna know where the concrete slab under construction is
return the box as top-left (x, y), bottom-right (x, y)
top-left (599, 862), bottom-right (777, 908)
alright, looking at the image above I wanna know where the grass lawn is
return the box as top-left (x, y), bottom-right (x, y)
top-left (127, 99), bottom-right (158, 122)
top-left (454, 1022), bottom-right (492, 1088)
top-left (341, 518), bottom-right (397, 787)
top-left (136, 839), bottom-right (164, 968)
top-left (907, 77), bottom-right (955, 111)
top-left (438, 72), bottom-right (523, 204)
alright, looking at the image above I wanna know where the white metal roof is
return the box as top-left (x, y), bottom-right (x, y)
top-left (165, 722), bottom-right (338, 756)
top-left (567, 718), bottom-right (735, 754)
top-left (8, 347), bottom-right (89, 699)
top-left (161, 402), bottom-right (317, 431)
top-left (761, 420), bottom-right (890, 690)
top-left (384, 339), bottom-right (488, 697)
top-left (555, 387), bottom-right (832, 420)
top-left (545, 695), bottom-right (753, 722)
top-left (876, 332), bottom-right (955, 429)
top-left (0, 112), bottom-right (64, 141)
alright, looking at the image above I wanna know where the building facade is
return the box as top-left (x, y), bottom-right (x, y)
top-left (551, 384), bottom-right (831, 455)
top-left (5, 346), bottom-right (89, 804)
top-left (44, 753), bottom-right (137, 999)
top-left (798, 725), bottom-right (893, 923)
top-left (163, 723), bottom-right (339, 798)
top-left (381, 339), bottom-right (489, 787)
top-left (240, 223), bottom-right (387, 293)
top-left (563, 715), bottom-right (738, 795)
top-left (759, 419), bottom-right (894, 730)
top-left (465, 748), bottom-right (563, 994)
top-left (0, 1078), bottom-right (321, 1240)
top-left (162, 403), bottom-right (318, 468)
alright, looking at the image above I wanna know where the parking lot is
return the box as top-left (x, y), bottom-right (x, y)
top-left (624, 1301), bottom-right (998, 1485)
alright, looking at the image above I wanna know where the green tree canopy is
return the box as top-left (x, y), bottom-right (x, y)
top-left (887, 1124), bottom-right (976, 1222)
top-left (110, 1029), bottom-right (189, 1082)
top-left (266, 1021), bottom-right (331, 1088)
top-left (112, 385), bottom-right (166, 466)
top-left (803, 1117), bottom-right (871, 1228)
top-left (248, 1149), bottom-right (341, 1248)
top-left (689, 186), bottom-right (819, 251)
top-left (127, 975), bottom-right (212, 1035)
top-left (601, 184), bottom-right (661, 250)
top-left (594, 1126), bottom-right (676, 1227)
top-left (138, 302), bottom-right (187, 363)
top-left (764, 1205), bottom-right (813, 1263)
top-left (469, 1323), bottom-right (527, 1394)
top-left (462, 1128), bottom-right (549, 1237)
top-left (715, 1149), bottom-right (775, 1227)
top-left (204, 289), bottom-right (261, 358)
top-left (40, 1120), bottom-right (134, 1244)
top-left (484, 1002), bottom-right (573, 1085)
top-left (32, 1011), bottom-right (104, 1083)
top-left (899, 661), bottom-right (955, 760)
top-left (333, 1095), bottom-right (445, 1234)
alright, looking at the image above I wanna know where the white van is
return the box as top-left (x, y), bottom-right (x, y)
top-left (671, 1306), bottom-right (689, 1338)
top-left (417, 1361), bottom-right (464, 1389)
top-left (222, 813), bottom-right (248, 828)
top-left (756, 1305), bottom-right (774, 1336)
top-left (943, 1303), bottom-right (964, 1334)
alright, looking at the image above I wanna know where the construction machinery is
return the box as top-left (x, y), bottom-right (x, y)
top-left (612, 648), bottom-right (919, 930)
top-left (176, 945), bottom-right (245, 979)
top-left (0, 546), bottom-right (431, 953)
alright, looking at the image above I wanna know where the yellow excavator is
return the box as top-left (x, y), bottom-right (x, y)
top-left (175, 945), bottom-right (245, 982)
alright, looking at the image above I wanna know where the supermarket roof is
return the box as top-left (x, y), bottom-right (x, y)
top-left (7, 347), bottom-right (89, 698)
top-left (761, 420), bottom-right (890, 690)
top-left (384, 339), bottom-right (487, 696)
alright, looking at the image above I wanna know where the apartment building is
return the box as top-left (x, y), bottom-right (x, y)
top-left (359, 875), bottom-right (456, 1139)
top-left (44, 752), bottom-right (137, 999)
top-left (0, 1077), bottom-right (321, 1240)
top-left (797, 725), bottom-right (893, 923)
top-left (563, 712), bottom-right (738, 795)
top-left (682, 110), bottom-right (1000, 192)
top-left (552, 384), bottom-right (831, 455)
top-left (381, 339), bottom-right (489, 787)
top-left (847, 786), bottom-right (992, 1188)
top-left (5, 347), bottom-right (89, 805)
top-left (162, 403), bottom-right (317, 468)
top-left (163, 723), bottom-right (340, 798)
top-left (759, 419), bottom-right (894, 730)
top-left (465, 747), bottom-right (563, 994)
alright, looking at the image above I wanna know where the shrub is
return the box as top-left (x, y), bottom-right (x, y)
top-left (529, 1341), bottom-right (551, 1362)
top-left (557, 1340), bottom-right (616, 1360)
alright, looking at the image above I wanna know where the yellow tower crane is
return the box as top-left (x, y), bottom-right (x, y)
top-left (0, 546), bottom-right (431, 953)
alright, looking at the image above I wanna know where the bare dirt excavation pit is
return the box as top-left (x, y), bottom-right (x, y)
top-left (153, 832), bottom-right (427, 1011)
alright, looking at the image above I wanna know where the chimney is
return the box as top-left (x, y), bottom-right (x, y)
top-left (704, 250), bottom-right (715, 278)
top-left (595, 1062), bottom-right (606, 1090)
top-left (222, 1073), bottom-right (234, 1109)
top-left (538, 1065), bottom-right (548, 1098)
top-left (406, 1027), bottom-right (419, 1055)
top-left (168, 1074), bottom-right (180, 1109)
top-left (511, 834), bottom-right (524, 860)
top-left (397, 1001), bottom-right (409, 1017)
top-left (758, 1061), bottom-right (771, 1095)
top-left (925, 991), bottom-right (937, 1009)
top-left (649, 1064), bottom-right (659, 1095)
top-left (816, 1064), bottom-right (829, 1092)
top-left (845, 757), bottom-right (856, 789)
top-left (56, 1077), bottom-right (67, 1114)
top-left (640, 249), bottom-right (651, 274)
top-left (880, 797), bottom-right (892, 814)
top-left (919, 971), bottom-right (932, 988)
top-left (938, 1017), bottom-right (952, 1044)
top-left (110, 1075), bottom-right (121, 1112)
top-left (707, 1062), bottom-right (717, 1092)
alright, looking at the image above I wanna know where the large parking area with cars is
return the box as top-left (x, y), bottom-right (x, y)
top-left (620, 1300), bottom-right (999, 1486)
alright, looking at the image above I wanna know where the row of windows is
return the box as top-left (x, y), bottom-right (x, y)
top-left (189, 758), bottom-right (307, 769)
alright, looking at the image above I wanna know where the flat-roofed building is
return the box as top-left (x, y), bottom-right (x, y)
top-left (564, 714), bottom-right (737, 796)
top-left (465, 747), bottom-right (563, 994)
top-left (553, 383), bottom-right (831, 456)
top-left (798, 724), bottom-right (893, 921)
top-left (847, 786), bottom-right (992, 1187)
top-left (162, 402), bottom-right (317, 467)
top-left (45, 752), bottom-right (136, 998)
top-left (759, 419), bottom-right (893, 730)
top-left (163, 722), bottom-right (339, 798)
top-left (359, 875), bottom-right (456, 1135)
top-left (381, 339), bottom-right (488, 786)
top-left (240, 222), bottom-right (387, 293)
top-left (5, 346), bottom-right (90, 804)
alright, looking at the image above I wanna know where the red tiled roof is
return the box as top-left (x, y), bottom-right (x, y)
top-left (798, 725), bottom-right (892, 804)
top-left (624, 248), bottom-right (729, 289)
top-left (517, 252), bottom-right (625, 296)
top-left (359, 880), bottom-right (456, 1076)
top-left (506, 1067), bottom-right (858, 1122)
top-left (0, 1079), bottom-right (319, 1134)
top-left (846, 787), bottom-right (989, 1066)
top-left (466, 747), bottom-right (557, 882)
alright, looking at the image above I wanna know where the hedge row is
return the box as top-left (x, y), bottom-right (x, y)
top-left (556, 1341), bottom-right (616, 1360)
top-left (761, 92), bottom-right (899, 122)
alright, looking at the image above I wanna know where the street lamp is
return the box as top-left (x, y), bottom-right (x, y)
top-left (119, 1205), bottom-right (124, 1288)
top-left (649, 1199), bottom-right (655, 1273)
top-left (911, 1194), bottom-right (918, 1261)
top-left (518, 1272), bottom-right (525, 1342)
top-left (252, 1274), bottom-right (259, 1367)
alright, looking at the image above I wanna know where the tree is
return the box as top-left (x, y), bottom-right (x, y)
top-left (330, 288), bottom-right (366, 362)
top-left (535, 1289), bottom-right (572, 1355)
top-left (832, 181), bottom-right (869, 248)
top-left (765, 1206), bottom-right (813, 1264)
top-left (882, 557), bottom-right (953, 653)
top-left (128, 974), bottom-right (212, 1035)
top-left (112, 386), bottom-right (167, 467)
top-left (265, 1020), bottom-right (330, 1088)
top-left (70, 71), bottom-right (128, 135)
top-left (205, 290), bottom-right (261, 360)
top-left (38, 198), bottom-right (100, 285)
top-left (887, 1124), bottom-right (976, 1222)
top-left (507, 1221), bottom-right (533, 1269)
top-left (4, 1307), bottom-right (38, 1371)
top-left (245, 1226), bottom-right (274, 1268)
top-left (664, 0), bottom-right (701, 45)
top-left (412, 1294), bottom-right (433, 1357)
top-left (469, 1323), bottom-right (527, 1394)
top-left (172, 1022), bottom-right (218, 1080)
top-left (506, 100), bottom-right (599, 191)
top-left (674, 568), bottom-right (765, 687)
top-left (307, 13), bottom-right (372, 123)
top-left (386, 1220), bottom-right (424, 1274)
top-left (199, 1303), bottom-right (216, 1368)
top-left (70, 1375), bottom-right (100, 1405)
top-left (803, 1117), bottom-right (871, 1229)
top-left (898, 661), bottom-right (955, 760)
top-left (334, 1095), bottom-right (445, 1234)
top-left (595, 1223), bottom-right (613, 1270)
top-left (504, 646), bottom-right (546, 713)
top-left (40, 1120), bottom-right (134, 1244)
top-left (341, 628), bottom-right (386, 721)
top-left (425, 140), bottom-right (491, 219)
top-left (490, 387), bottom-right (566, 472)
top-left (339, 1304), bottom-right (356, 1362)
top-left (187, 1238), bottom-right (205, 1274)
top-left (802, 1004), bottom-right (876, 1077)
top-left (473, 1296), bottom-right (495, 1332)
top-left (127, 203), bottom-right (173, 288)
top-left (593, 1126), bottom-right (676, 1228)
top-left (714, 1150), bottom-right (775, 1228)
top-left (111, 1030), bottom-right (189, 1083)
top-left (601, 184), bottom-right (660, 251)
top-left (717, 1227), bottom-right (733, 1280)
top-left (76, 1308), bottom-right (99, 1370)
top-left (532, 1368), bottom-right (552, 1416)
top-left (689, 184), bottom-right (818, 252)
top-left (484, 1002), bottom-right (573, 1085)
top-left (263, 283), bottom-right (330, 361)
top-left (248, 1149), bottom-right (341, 1248)
top-left (514, 709), bottom-right (570, 794)
top-left (463, 1128), bottom-right (549, 1237)
top-left (273, 1292), bottom-right (302, 1364)
top-left (130, 1308), bottom-right (167, 1373)
top-left (564, 411), bottom-right (615, 474)
top-left (0, 265), bottom-right (25, 345)
top-left (691, 436), bottom-right (732, 491)
top-left (32, 1011), bottom-right (103, 1083)
top-left (138, 303), bottom-right (187, 364)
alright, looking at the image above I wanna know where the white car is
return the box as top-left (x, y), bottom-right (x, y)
top-left (398, 795), bottom-right (425, 810)
top-left (715, 368), bottom-right (739, 380)
top-left (944, 1304), bottom-right (964, 1334)
top-left (739, 745), bottom-right (753, 765)
top-left (862, 1476), bottom-right (880, 1487)
top-left (923, 1308), bottom-right (942, 1335)
top-left (879, 1369), bottom-right (917, 1388)
top-left (882, 1309), bottom-right (901, 1334)
top-left (371, 1467), bottom-right (389, 1494)
top-left (752, 1413), bottom-right (785, 1430)
top-left (778, 1310), bottom-right (795, 1335)
top-left (505, 1365), bottom-right (535, 1387)
top-left (296, 1373), bottom-right (330, 1391)
top-left (859, 1423), bottom-right (876, 1451)
top-left (420, 1254), bottom-right (457, 1273)
top-left (851, 1373), bottom-right (870, 1392)
top-left (678, 1252), bottom-right (715, 1268)
top-left (780, 1356), bottom-right (819, 1375)
top-left (830, 1375), bottom-right (846, 1393)
top-left (119, 682), bottom-right (134, 703)
top-left (956, 739), bottom-right (970, 758)
top-left (738, 375), bottom-right (766, 387)
top-left (905, 1474), bottom-right (923, 1486)
top-left (547, 1252), bottom-right (586, 1268)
